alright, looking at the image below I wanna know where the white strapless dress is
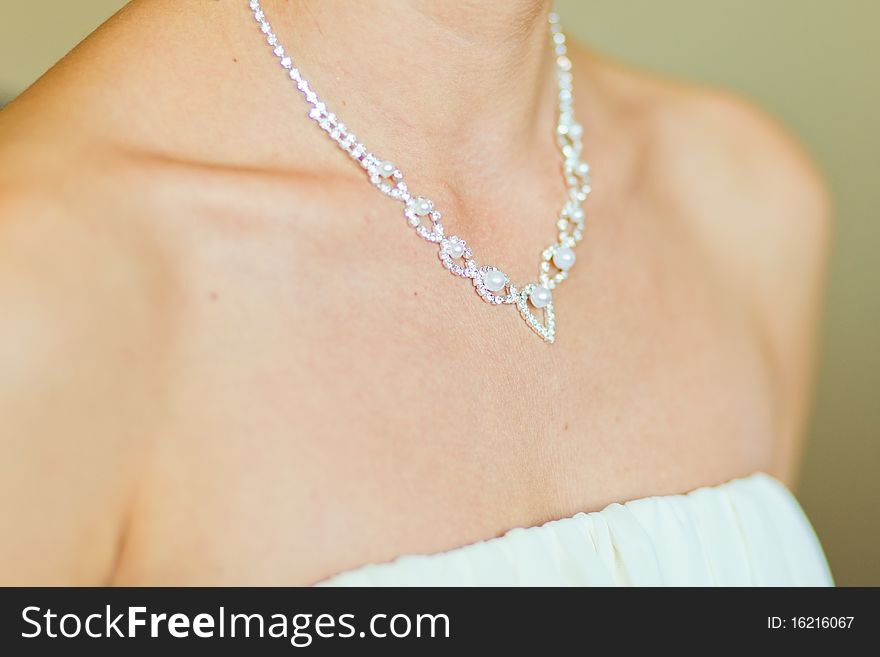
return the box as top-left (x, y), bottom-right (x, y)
top-left (318, 473), bottom-right (832, 586)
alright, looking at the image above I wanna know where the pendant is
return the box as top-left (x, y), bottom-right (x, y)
top-left (517, 284), bottom-right (556, 344)
top-left (250, 0), bottom-right (588, 347)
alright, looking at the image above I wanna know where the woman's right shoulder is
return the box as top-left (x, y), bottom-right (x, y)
top-left (0, 134), bottom-right (168, 583)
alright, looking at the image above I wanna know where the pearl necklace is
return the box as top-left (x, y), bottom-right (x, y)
top-left (248, 0), bottom-right (591, 343)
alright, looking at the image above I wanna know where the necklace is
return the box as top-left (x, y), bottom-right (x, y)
top-left (248, 0), bottom-right (591, 344)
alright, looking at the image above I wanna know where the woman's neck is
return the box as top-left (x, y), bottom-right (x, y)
top-left (259, 0), bottom-right (558, 182)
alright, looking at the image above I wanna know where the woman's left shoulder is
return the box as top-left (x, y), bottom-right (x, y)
top-left (576, 47), bottom-right (832, 482)
top-left (577, 46), bottom-right (831, 251)
top-left (659, 85), bottom-right (832, 484)
top-left (650, 76), bottom-right (831, 315)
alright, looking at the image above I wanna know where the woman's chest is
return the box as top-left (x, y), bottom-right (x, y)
top-left (121, 199), bottom-right (778, 584)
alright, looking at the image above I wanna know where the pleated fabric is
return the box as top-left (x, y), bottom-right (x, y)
top-left (317, 473), bottom-right (832, 587)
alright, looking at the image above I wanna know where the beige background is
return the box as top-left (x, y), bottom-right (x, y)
top-left (1, 2), bottom-right (877, 585)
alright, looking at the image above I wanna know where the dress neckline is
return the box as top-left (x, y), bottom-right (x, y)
top-left (315, 471), bottom-right (792, 586)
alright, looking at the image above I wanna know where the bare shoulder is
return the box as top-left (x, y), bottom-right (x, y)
top-left (652, 79), bottom-right (830, 278)
top-left (645, 69), bottom-right (830, 320)
top-left (579, 49), bottom-right (831, 483)
top-left (0, 0), bottom-right (241, 584)
top-left (0, 133), bottom-right (169, 583)
top-left (665, 86), bottom-right (830, 472)
top-left (580, 49), bottom-right (830, 274)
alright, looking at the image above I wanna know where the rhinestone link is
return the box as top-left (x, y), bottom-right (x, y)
top-left (248, 1), bottom-right (590, 343)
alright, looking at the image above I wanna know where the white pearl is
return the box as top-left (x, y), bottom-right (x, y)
top-left (414, 198), bottom-right (433, 216)
top-left (446, 242), bottom-right (465, 259)
top-left (529, 286), bottom-right (552, 309)
top-left (378, 161), bottom-right (396, 178)
top-left (552, 247), bottom-right (576, 271)
top-left (483, 269), bottom-right (507, 292)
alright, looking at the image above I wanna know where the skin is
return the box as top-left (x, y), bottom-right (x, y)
top-left (0, 0), bottom-right (830, 585)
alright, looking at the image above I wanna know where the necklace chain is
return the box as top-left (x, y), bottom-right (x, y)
top-left (248, 0), bottom-right (591, 343)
